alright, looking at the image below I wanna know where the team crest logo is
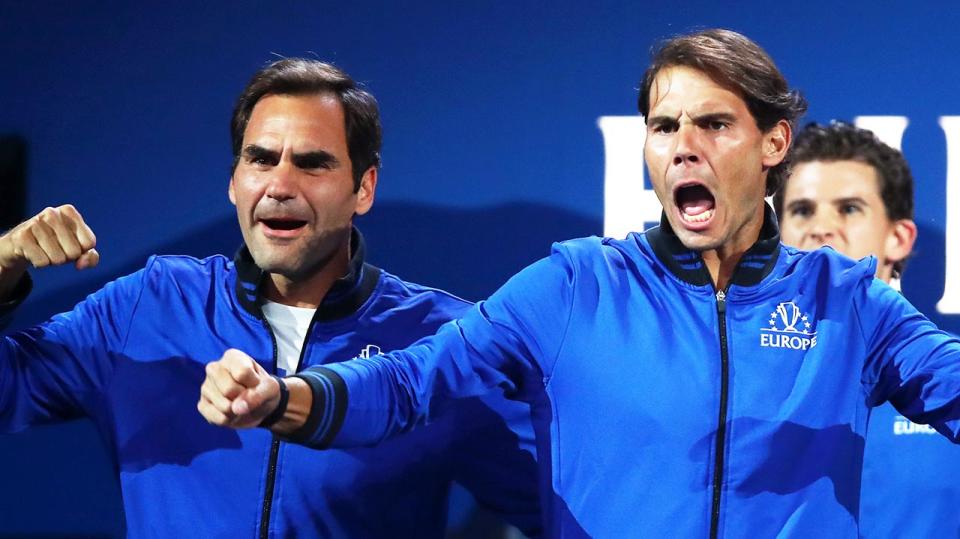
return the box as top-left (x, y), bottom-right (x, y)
top-left (354, 344), bottom-right (382, 360)
top-left (760, 301), bottom-right (818, 350)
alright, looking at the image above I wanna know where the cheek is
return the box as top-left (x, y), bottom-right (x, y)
top-left (644, 140), bottom-right (670, 168)
top-left (779, 222), bottom-right (802, 244)
top-left (840, 224), bottom-right (879, 258)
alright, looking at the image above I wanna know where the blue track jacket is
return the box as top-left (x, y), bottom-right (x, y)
top-left (0, 231), bottom-right (540, 538)
top-left (860, 400), bottom-right (960, 537)
top-left (297, 208), bottom-right (960, 538)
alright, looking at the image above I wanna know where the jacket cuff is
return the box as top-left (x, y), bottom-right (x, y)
top-left (284, 367), bottom-right (347, 447)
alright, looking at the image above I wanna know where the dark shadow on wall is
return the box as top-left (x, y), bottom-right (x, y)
top-left (0, 201), bottom-right (601, 538)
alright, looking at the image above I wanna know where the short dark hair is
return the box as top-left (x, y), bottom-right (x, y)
top-left (230, 58), bottom-right (381, 191)
top-left (638, 29), bottom-right (808, 196)
top-left (775, 121), bottom-right (915, 277)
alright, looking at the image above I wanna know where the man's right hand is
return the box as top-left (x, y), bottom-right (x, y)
top-left (199, 349), bottom-right (313, 435)
top-left (0, 204), bottom-right (99, 297)
top-left (198, 349), bottom-right (283, 429)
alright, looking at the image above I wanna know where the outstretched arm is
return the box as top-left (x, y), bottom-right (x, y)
top-left (197, 348), bottom-right (314, 436)
top-left (199, 243), bottom-right (580, 447)
top-left (861, 279), bottom-right (960, 440)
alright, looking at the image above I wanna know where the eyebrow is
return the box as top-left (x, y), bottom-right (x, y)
top-left (646, 115), bottom-right (677, 127)
top-left (832, 196), bottom-right (867, 206)
top-left (690, 112), bottom-right (737, 124)
top-left (242, 144), bottom-right (279, 163)
top-left (241, 145), bottom-right (341, 169)
top-left (645, 111), bottom-right (738, 127)
top-left (785, 198), bottom-right (814, 211)
top-left (292, 150), bottom-right (340, 170)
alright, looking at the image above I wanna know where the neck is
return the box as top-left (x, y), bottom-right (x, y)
top-left (702, 245), bottom-right (749, 291)
top-left (701, 204), bottom-right (766, 290)
top-left (264, 241), bottom-right (352, 309)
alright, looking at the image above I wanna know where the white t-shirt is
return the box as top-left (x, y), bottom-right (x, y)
top-left (260, 301), bottom-right (317, 375)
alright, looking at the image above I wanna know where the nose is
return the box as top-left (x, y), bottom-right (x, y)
top-left (807, 211), bottom-right (840, 243)
top-left (672, 123), bottom-right (701, 167)
top-left (265, 161), bottom-right (297, 201)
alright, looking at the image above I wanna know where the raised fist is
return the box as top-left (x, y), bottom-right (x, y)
top-left (198, 348), bottom-right (281, 429)
top-left (0, 204), bottom-right (99, 295)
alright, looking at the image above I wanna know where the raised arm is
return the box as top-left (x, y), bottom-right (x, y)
top-left (0, 204), bottom-right (99, 300)
top-left (200, 243), bottom-right (580, 448)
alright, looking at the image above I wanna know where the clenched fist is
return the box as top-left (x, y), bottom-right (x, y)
top-left (0, 204), bottom-right (99, 296)
top-left (198, 349), bottom-right (282, 429)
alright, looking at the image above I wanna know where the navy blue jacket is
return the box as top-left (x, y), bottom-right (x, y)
top-left (298, 209), bottom-right (960, 537)
top-left (0, 232), bottom-right (540, 538)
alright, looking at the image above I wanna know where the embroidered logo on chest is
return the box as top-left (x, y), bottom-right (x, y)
top-left (759, 301), bottom-right (818, 350)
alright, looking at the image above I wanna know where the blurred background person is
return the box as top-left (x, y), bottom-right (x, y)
top-left (776, 121), bottom-right (959, 537)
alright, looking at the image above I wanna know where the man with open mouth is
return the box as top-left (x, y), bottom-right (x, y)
top-left (203, 30), bottom-right (960, 537)
top-left (0, 58), bottom-right (541, 537)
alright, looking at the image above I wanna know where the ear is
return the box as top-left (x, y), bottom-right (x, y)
top-left (761, 119), bottom-right (791, 168)
top-left (228, 176), bottom-right (237, 206)
top-left (354, 166), bottom-right (378, 216)
top-left (883, 218), bottom-right (918, 266)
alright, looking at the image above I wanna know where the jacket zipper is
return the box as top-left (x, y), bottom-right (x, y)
top-left (709, 288), bottom-right (730, 539)
top-left (257, 315), bottom-right (318, 539)
top-left (258, 320), bottom-right (281, 539)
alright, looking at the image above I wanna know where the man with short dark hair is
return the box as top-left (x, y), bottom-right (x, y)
top-left (0, 58), bottom-right (540, 537)
top-left (203, 31), bottom-right (960, 537)
top-left (776, 121), bottom-right (916, 282)
top-left (777, 121), bottom-right (958, 537)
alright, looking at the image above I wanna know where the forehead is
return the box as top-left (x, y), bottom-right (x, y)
top-left (785, 160), bottom-right (882, 201)
top-left (244, 93), bottom-right (347, 148)
top-left (647, 65), bottom-right (749, 116)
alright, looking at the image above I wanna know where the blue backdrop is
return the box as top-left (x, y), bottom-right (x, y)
top-left (2, 2), bottom-right (959, 536)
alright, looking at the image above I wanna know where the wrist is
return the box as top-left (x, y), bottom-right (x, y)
top-left (264, 377), bottom-right (312, 436)
top-left (0, 259), bottom-right (28, 300)
top-left (258, 375), bottom-right (289, 428)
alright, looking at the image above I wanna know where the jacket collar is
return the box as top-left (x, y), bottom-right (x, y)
top-left (644, 204), bottom-right (781, 288)
top-left (234, 226), bottom-right (381, 321)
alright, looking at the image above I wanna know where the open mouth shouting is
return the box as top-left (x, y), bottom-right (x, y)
top-left (673, 181), bottom-right (716, 230)
top-left (258, 216), bottom-right (309, 238)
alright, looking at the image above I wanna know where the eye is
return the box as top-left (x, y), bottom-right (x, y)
top-left (651, 121), bottom-right (678, 134)
top-left (789, 204), bottom-right (813, 218)
top-left (707, 120), bottom-right (728, 131)
top-left (244, 153), bottom-right (277, 168)
top-left (840, 203), bottom-right (863, 215)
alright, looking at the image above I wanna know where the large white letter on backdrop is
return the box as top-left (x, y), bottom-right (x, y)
top-left (937, 117), bottom-right (960, 315)
top-left (598, 116), bottom-right (660, 239)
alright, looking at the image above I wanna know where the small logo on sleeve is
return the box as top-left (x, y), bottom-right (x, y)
top-left (760, 301), bottom-right (818, 350)
top-left (354, 344), bottom-right (382, 360)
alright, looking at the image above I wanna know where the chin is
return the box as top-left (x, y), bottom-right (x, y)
top-left (674, 229), bottom-right (722, 252)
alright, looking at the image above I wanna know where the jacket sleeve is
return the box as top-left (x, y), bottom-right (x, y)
top-left (0, 274), bottom-right (33, 330)
top-left (292, 243), bottom-right (578, 449)
top-left (0, 264), bottom-right (149, 432)
top-left (860, 278), bottom-right (960, 441)
top-left (447, 392), bottom-right (543, 537)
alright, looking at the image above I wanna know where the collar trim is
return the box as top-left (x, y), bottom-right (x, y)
top-left (644, 204), bottom-right (781, 288)
top-left (233, 227), bottom-right (381, 321)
